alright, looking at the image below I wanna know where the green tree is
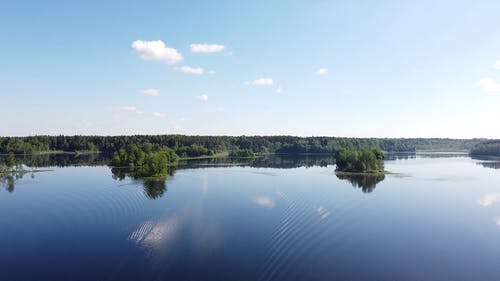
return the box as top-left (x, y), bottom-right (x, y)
top-left (229, 148), bottom-right (255, 158)
top-left (111, 146), bottom-right (179, 177)
top-left (7, 152), bottom-right (15, 168)
top-left (335, 148), bottom-right (384, 173)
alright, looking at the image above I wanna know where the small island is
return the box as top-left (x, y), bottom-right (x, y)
top-left (334, 148), bottom-right (386, 174)
top-left (112, 145), bottom-right (179, 178)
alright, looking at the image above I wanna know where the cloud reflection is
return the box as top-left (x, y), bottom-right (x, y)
top-left (128, 201), bottom-right (224, 261)
top-left (316, 206), bottom-right (330, 219)
top-left (201, 174), bottom-right (208, 194)
top-left (129, 216), bottom-right (181, 250)
top-left (478, 193), bottom-right (500, 207)
top-left (253, 196), bottom-right (275, 208)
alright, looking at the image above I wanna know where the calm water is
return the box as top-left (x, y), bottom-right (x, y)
top-left (1, 154), bottom-right (500, 281)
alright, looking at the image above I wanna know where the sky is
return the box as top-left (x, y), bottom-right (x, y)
top-left (1, 0), bottom-right (500, 138)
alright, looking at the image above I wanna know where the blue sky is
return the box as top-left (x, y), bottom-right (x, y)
top-left (1, 0), bottom-right (500, 137)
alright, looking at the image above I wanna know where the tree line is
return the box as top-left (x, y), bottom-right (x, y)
top-left (0, 135), bottom-right (485, 156)
top-left (470, 140), bottom-right (500, 157)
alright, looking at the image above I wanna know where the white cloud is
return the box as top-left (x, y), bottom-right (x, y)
top-left (478, 193), bottom-right (500, 207)
top-left (207, 70), bottom-right (216, 75)
top-left (190, 43), bottom-right (225, 53)
top-left (316, 68), bottom-right (329, 76)
top-left (132, 40), bottom-right (183, 64)
top-left (252, 196), bottom-right (275, 208)
top-left (477, 77), bottom-right (500, 93)
top-left (276, 86), bottom-right (283, 94)
top-left (180, 66), bottom-right (204, 75)
top-left (496, 217), bottom-right (500, 227)
top-left (141, 88), bottom-right (160, 96)
top-left (495, 60), bottom-right (500, 69)
top-left (246, 78), bottom-right (273, 86)
top-left (152, 112), bottom-right (165, 118)
top-left (196, 94), bottom-right (209, 101)
top-left (121, 106), bottom-right (143, 114)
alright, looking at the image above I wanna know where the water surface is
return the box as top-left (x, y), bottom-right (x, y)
top-left (1, 154), bottom-right (500, 281)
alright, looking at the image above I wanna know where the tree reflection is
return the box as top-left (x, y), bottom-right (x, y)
top-left (2, 175), bottom-right (16, 192)
top-left (471, 155), bottom-right (500, 170)
top-left (179, 154), bottom-right (336, 169)
top-left (142, 179), bottom-right (167, 199)
top-left (479, 162), bottom-right (500, 170)
top-left (110, 166), bottom-right (174, 200)
top-left (0, 153), bottom-right (111, 168)
top-left (336, 173), bottom-right (385, 193)
top-left (0, 172), bottom-right (33, 193)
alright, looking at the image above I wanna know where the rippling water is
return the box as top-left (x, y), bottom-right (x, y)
top-left (1, 154), bottom-right (500, 280)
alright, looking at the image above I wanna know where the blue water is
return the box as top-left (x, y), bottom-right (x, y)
top-left (1, 154), bottom-right (500, 280)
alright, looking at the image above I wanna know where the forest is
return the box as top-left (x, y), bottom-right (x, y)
top-left (470, 140), bottom-right (500, 157)
top-left (0, 135), bottom-right (484, 157)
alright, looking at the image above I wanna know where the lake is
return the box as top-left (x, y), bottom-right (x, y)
top-left (1, 154), bottom-right (500, 281)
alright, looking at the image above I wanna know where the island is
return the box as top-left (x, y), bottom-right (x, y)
top-left (111, 145), bottom-right (178, 178)
top-left (334, 148), bottom-right (386, 174)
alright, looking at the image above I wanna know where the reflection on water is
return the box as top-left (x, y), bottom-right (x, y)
top-left (2, 153), bottom-right (500, 280)
top-left (478, 193), bottom-right (500, 207)
top-left (384, 152), bottom-right (416, 161)
top-left (0, 151), bottom-right (487, 170)
top-left (480, 162), bottom-right (500, 170)
top-left (252, 196), bottom-right (276, 208)
top-left (0, 174), bottom-right (16, 192)
top-left (141, 179), bottom-right (168, 200)
top-left (180, 154), bottom-right (336, 169)
top-left (1, 152), bottom-right (496, 199)
top-left (335, 173), bottom-right (386, 193)
top-left (111, 167), bottom-right (174, 200)
top-left (470, 155), bottom-right (500, 170)
top-left (2, 153), bottom-right (337, 170)
top-left (0, 172), bottom-right (35, 193)
top-left (0, 152), bottom-right (111, 168)
top-left (6, 151), bottom-right (474, 171)
top-left (476, 160), bottom-right (500, 170)
top-left (4, 152), bottom-right (478, 197)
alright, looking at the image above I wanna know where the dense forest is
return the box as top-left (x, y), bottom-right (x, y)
top-left (0, 135), bottom-right (485, 157)
top-left (228, 148), bottom-right (255, 158)
top-left (470, 140), bottom-right (500, 157)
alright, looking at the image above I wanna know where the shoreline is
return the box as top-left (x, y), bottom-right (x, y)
top-left (0, 169), bottom-right (53, 176)
top-left (335, 170), bottom-right (391, 176)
